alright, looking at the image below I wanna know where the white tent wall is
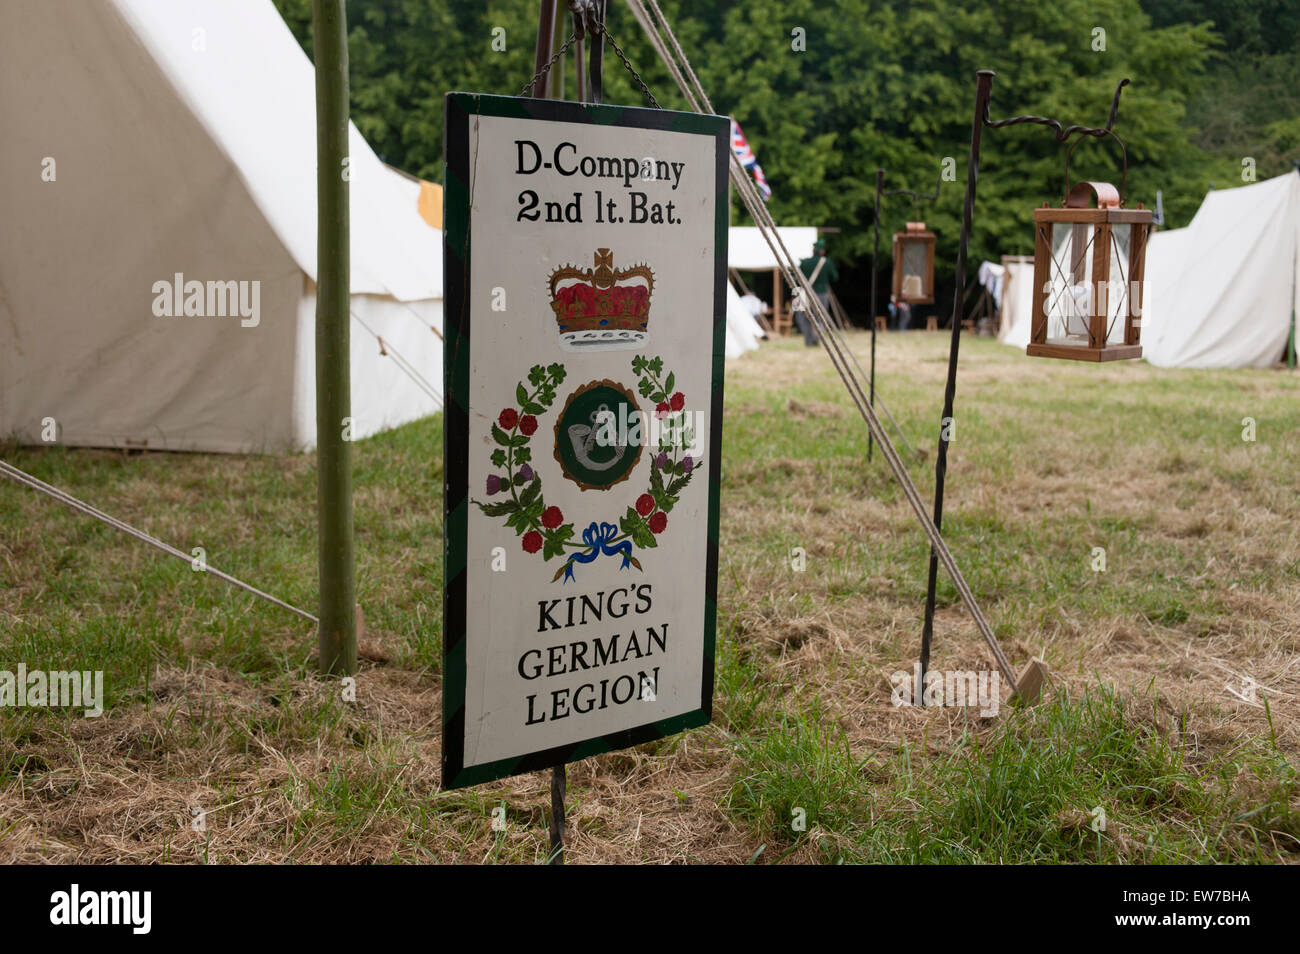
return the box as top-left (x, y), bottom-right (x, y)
top-left (1142, 173), bottom-right (1300, 368)
top-left (291, 287), bottom-right (445, 451)
top-left (723, 282), bottom-right (762, 358)
top-left (1139, 225), bottom-right (1189, 361)
top-left (729, 227), bottom-right (818, 270)
top-left (0, 0), bottom-right (304, 453)
top-left (0, 0), bottom-right (444, 454)
top-left (110, 0), bottom-right (444, 302)
top-left (996, 257), bottom-right (1035, 349)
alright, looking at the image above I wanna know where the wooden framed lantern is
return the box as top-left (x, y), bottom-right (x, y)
top-left (891, 221), bottom-right (936, 305)
top-left (1028, 180), bottom-right (1151, 361)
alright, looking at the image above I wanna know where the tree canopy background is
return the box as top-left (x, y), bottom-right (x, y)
top-left (273, 0), bottom-right (1299, 323)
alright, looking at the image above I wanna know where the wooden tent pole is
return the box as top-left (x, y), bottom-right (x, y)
top-left (312, 0), bottom-right (357, 676)
top-left (869, 168), bottom-right (882, 462)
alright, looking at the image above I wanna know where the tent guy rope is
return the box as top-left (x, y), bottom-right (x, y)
top-left (627, 0), bottom-right (1020, 690)
top-left (351, 309), bottom-right (444, 409)
top-left (624, 0), bottom-right (916, 458)
top-left (0, 459), bottom-right (318, 625)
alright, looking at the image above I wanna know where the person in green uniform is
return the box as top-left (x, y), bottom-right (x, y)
top-left (795, 238), bottom-right (839, 347)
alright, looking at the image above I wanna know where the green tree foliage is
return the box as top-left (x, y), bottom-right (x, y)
top-left (1144, 0), bottom-right (1300, 55)
top-left (273, 0), bottom-right (1280, 310)
top-left (1144, 0), bottom-right (1300, 181)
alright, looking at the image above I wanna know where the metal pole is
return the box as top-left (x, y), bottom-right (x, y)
top-left (548, 2), bottom-right (566, 100)
top-left (574, 33), bottom-right (587, 102)
top-left (531, 0), bottom-right (557, 98)
top-left (548, 763), bottom-right (567, 864)
top-left (312, 0), bottom-right (356, 676)
top-left (919, 70), bottom-right (994, 688)
top-left (588, 0), bottom-right (607, 104)
top-left (869, 168), bottom-right (882, 462)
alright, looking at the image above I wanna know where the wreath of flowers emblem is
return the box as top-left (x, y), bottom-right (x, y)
top-left (474, 354), bottom-right (700, 583)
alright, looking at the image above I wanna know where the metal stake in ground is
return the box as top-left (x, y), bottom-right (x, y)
top-left (918, 70), bottom-right (994, 690)
top-left (548, 763), bottom-right (567, 865)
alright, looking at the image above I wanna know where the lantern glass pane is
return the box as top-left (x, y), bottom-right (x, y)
top-left (901, 239), bottom-right (927, 298)
top-left (1046, 223), bottom-right (1096, 346)
top-left (1103, 224), bottom-right (1132, 345)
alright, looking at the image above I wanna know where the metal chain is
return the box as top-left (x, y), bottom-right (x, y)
top-left (598, 21), bottom-right (661, 108)
top-left (519, 30), bottom-right (580, 97)
top-left (518, 17), bottom-right (660, 109)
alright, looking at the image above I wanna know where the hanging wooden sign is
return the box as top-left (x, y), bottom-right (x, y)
top-left (442, 93), bottom-right (727, 789)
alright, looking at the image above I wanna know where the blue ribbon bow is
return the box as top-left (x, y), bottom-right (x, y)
top-left (563, 521), bottom-right (633, 583)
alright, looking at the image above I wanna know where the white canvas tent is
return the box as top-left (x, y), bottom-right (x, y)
top-left (729, 226), bottom-right (818, 337)
top-left (1142, 173), bottom-right (1299, 368)
top-left (0, 0), bottom-right (444, 453)
top-left (724, 283), bottom-right (764, 358)
top-left (996, 256), bottom-right (1036, 349)
top-left (729, 227), bottom-right (818, 270)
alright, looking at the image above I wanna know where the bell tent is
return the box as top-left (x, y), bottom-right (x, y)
top-left (0, 0), bottom-right (444, 454)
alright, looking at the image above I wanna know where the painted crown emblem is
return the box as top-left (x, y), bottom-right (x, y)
top-left (549, 248), bottom-right (654, 352)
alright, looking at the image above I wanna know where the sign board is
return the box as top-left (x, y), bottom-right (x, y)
top-left (442, 93), bottom-right (728, 789)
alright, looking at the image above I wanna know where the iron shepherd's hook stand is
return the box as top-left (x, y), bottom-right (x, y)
top-left (868, 169), bottom-right (943, 462)
top-left (917, 71), bottom-right (1132, 696)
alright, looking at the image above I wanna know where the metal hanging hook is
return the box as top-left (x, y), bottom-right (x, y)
top-left (568, 0), bottom-right (597, 40)
top-left (985, 77), bottom-right (1131, 142)
top-left (883, 169), bottom-right (944, 220)
top-left (980, 77), bottom-right (1134, 206)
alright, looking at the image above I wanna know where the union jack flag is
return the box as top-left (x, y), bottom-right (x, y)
top-left (730, 118), bottom-right (771, 201)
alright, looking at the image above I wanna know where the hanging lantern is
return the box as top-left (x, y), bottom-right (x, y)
top-left (1028, 180), bottom-right (1151, 361)
top-left (891, 221), bottom-right (935, 305)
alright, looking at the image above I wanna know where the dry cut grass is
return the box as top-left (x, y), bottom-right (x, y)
top-left (2, 330), bottom-right (1297, 863)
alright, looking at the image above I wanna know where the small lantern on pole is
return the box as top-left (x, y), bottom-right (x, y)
top-left (891, 221), bottom-right (936, 305)
top-left (1027, 137), bottom-right (1151, 361)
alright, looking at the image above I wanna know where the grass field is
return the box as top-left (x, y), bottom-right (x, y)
top-left (2, 330), bottom-right (1297, 863)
